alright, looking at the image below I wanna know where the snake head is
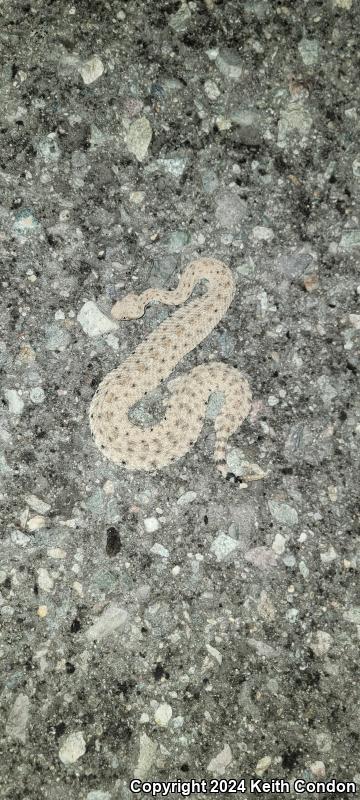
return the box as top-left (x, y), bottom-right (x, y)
top-left (111, 293), bottom-right (143, 320)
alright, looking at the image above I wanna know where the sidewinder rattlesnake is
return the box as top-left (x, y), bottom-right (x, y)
top-left (89, 258), bottom-right (252, 475)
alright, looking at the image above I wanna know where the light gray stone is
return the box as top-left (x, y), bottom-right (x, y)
top-left (126, 117), bottom-right (152, 162)
top-left (298, 37), bottom-right (320, 66)
top-left (268, 500), bottom-right (298, 526)
top-left (79, 55), bottom-right (104, 85)
top-left (4, 389), bottom-right (24, 415)
top-left (134, 733), bottom-right (157, 779)
top-left (77, 301), bottom-right (118, 337)
top-left (210, 533), bottom-right (239, 561)
top-left (169, 2), bottom-right (191, 32)
top-left (215, 191), bottom-right (247, 229)
top-left (6, 694), bottom-right (30, 743)
top-left (86, 604), bottom-right (128, 641)
top-left (59, 731), bottom-right (86, 764)
top-left (207, 744), bottom-right (233, 775)
top-left (216, 49), bottom-right (242, 80)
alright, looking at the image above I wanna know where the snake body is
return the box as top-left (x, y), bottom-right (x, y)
top-left (89, 258), bottom-right (252, 475)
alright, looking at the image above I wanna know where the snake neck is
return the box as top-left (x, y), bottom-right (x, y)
top-left (140, 257), bottom-right (235, 312)
top-left (103, 259), bottom-right (236, 402)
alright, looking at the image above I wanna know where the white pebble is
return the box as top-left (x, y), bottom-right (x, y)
top-left (272, 533), bottom-right (286, 555)
top-left (47, 547), bottom-right (66, 559)
top-left (204, 79), bottom-right (221, 100)
top-left (206, 644), bottom-right (223, 665)
top-left (252, 225), bottom-right (274, 242)
top-left (126, 116), bottom-right (152, 162)
top-left (320, 546), bottom-right (337, 563)
top-left (207, 744), bottom-right (232, 775)
top-left (85, 604), bottom-right (128, 641)
top-left (150, 543), bottom-right (169, 558)
top-left (310, 760), bottom-right (326, 778)
top-left (256, 755), bottom-right (272, 776)
top-left (144, 517), bottom-right (160, 533)
top-left (59, 731), bottom-right (86, 764)
top-left (6, 693), bottom-right (30, 743)
top-left (37, 568), bottom-right (54, 593)
top-left (310, 630), bottom-right (332, 656)
top-left (79, 55), bottom-right (104, 85)
top-left (154, 703), bottom-right (172, 727)
top-left (77, 301), bottom-right (118, 337)
top-left (177, 491), bottom-right (197, 505)
top-left (27, 515), bottom-right (47, 531)
top-left (349, 313), bottom-right (360, 329)
top-left (4, 389), bottom-right (24, 415)
top-left (25, 494), bottom-right (50, 514)
top-left (30, 387), bottom-right (45, 404)
top-left (210, 533), bottom-right (239, 561)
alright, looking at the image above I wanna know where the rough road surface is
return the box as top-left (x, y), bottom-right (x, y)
top-left (0, 1), bottom-right (359, 798)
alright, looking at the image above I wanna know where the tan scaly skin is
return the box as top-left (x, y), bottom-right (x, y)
top-left (89, 258), bottom-right (252, 476)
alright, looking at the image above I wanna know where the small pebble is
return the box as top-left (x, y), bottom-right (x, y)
top-left (255, 755), bottom-right (272, 776)
top-left (6, 694), bottom-right (30, 743)
top-left (245, 547), bottom-right (278, 570)
top-left (204, 80), bottom-right (221, 100)
top-left (27, 515), bottom-right (47, 531)
top-left (207, 744), bottom-right (233, 775)
top-left (310, 760), bottom-right (326, 778)
top-left (268, 500), bottom-right (298, 526)
top-left (333, 0), bottom-right (352, 7)
top-left (339, 230), bottom-right (360, 250)
top-left (134, 733), bottom-right (157, 780)
top-left (252, 225), bottom-right (274, 242)
top-left (77, 301), bottom-right (118, 337)
top-left (177, 491), bottom-right (197, 505)
top-left (30, 387), bottom-right (45, 404)
top-left (216, 48), bottom-right (242, 80)
top-left (216, 116), bottom-right (232, 131)
top-left (150, 543), bottom-right (169, 558)
top-left (86, 604), bottom-right (128, 641)
top-left (349, 313), bottom-right (360, 329)
top-left (13, 209), bottom-right (39, 234)
top-left (272, 533), bottom-right (286, 555)
top-left (4, 389), bottom-right (24, 415)
top-left (47, 547), bottom-right (66, 559)
top-left (343, 607), bottom-right (360, 625)
top-left (37, 568), bottom-right (54, 593)
top-left (210, 533), bottom-right (239, 561)
top-left (144, 517), bottom-right (160, 533)
top-left (169, 2), bottom-right (191, 32)
top-left (45, 324), bottom-right (71, 351)
top-left (79, 55), bottom-right (104, 85)
top-left (310, 630), bottom-right (332, 656)
top-left (156, 156), bottom-right (188, 178)
top-left (126, 117), bottom-right (152, 162)
top-left (303, 274), bottom-right (319, 292)
top-left (154, 702), bottom-right (172, 727)
top-left (298, 37), bottom-right (319, 66)
top-left (206, 644), bottom-right (222, 665)
top-left (320, 546), bottom-right (337, 563)
top-left (59, 731), bottom-right (86, 764)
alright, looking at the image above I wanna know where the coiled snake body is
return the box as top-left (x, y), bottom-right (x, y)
top-left (89, 258), bottom-right (251, 475)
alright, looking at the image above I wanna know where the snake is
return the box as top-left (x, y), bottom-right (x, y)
top-left (89, 258), bottom-right (252, 475)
